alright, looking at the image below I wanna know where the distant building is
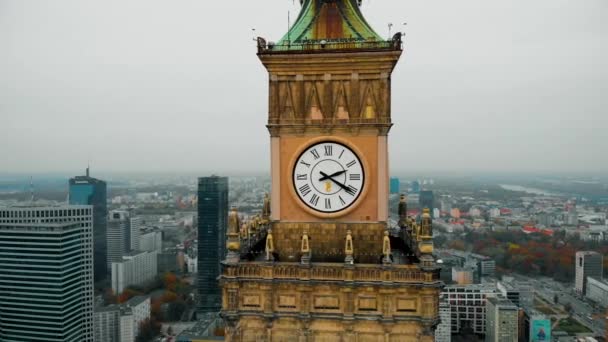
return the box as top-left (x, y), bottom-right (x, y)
top-left (186, 250), bottom-right (198, 274)
top-left (575, 251), bottom-right (603, 295)
top-left (486, 297), bottom-right (518, 342)
top-left (124, 296), bottom-right (151, 339)
top-left (443, 284), bottom-right (498, 335)
top-left (390, 177), bottom-right (400, 194)
top-left (129, 215), bottom-right (142, 251)
top-left (585, 277), bottom-right (608, 307)
top-left (119, 312), bottom-right (134, 342)
top-left (94, 296), bottom-right (150, 342)
top-left (158, 250), bottom-right (180, 274)
top-left (435, 299), bottom-right (452, 342)
top-left (111, 251), bottom-right (158, 293)
top-left (522, 308), bottom-right (551, 342)
top-left (197, 176), bottom-right (228, 313)
top-left (452, 267), bottom-right (474, 285)
top-left (471, 253), bottom-right (496, 278)
top-left (107, 210), bottom-right (132, 270)
top-left (0, 205), bottom-right (95, 341)
top-left (451, 208), bottom-right (461, 219)
top-left (488, 208), bottom-right (501, 219)
top-left (176, 313), bottom-right (222, 341)
top-left (420, 190), bottom-right (435, 211)
top-left (69, 167), bottom-right (108, 281)
top-left (140, 230), bottom-right (163, 252)
top-left (469, 207), bottom-right (482, 218)
top-left (411, 180), bottom-right (421, 193)
top-left (94, 305), bottom-right (120, 342)
top-left (497, 277), bottom-right (534, 308)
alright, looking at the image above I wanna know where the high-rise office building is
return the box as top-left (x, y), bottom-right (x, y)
top-left (129, 215), bottom-right (142, 251)
top-left (107, 210), bottom-right (142, 270)
top-left (390, 177), bottom-right (400, 194)
top-left (575, 251), bottom-right (603, 295)
top-left (485, 297), bottom-right (518, 342)
top-left (107, 210), bottom-right (130, 269)
top-left (0, 205), bottom-right (95, 341)
top-left (197, 176), bottom-right (228, 313)
top-left (69, 167), bottom-right (108, 282)
top-left (420, 190), bottom-right (435, 211)
top-left (412, 180), bottom-right (421, 193)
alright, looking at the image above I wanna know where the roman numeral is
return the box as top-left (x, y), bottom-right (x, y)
top-left (345, 185), bottom-right (358, 196)
top-left (310, 149), bottom-right (320, 160)
top-left (299, 184), bottom-right (311, 197)
top-left (346, 160), bottom-right (356, 168)
top-left (339, 150), bottom-right (345, 159)
top-left (296, 174), bottom-right (308, 181)
top-left (300, 160), bottom-right (311, 168)
top-left (309, 194), bottom-right (320, 206)
top-left (324, 145), bottom-right (333, 156)
top-left (349, 174), bottom-right (361, 181)
top-left (325, 198), bottom-right (331, 210)
top-left (339, 196), bottom-right (346, 206)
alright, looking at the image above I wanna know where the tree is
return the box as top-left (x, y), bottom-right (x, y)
top-left (553, 294), bottom-right (559, 304)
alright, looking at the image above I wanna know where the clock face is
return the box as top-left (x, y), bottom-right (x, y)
top-left (292, 141), bottom-right (365, 214)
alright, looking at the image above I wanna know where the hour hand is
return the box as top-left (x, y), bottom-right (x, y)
top-left (318, 170), bottom-right (346, 182)
top-left (319, 171), bottom-right (350, 192)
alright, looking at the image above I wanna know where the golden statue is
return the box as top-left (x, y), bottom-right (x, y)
top-left (265, 229), bottom-right (275, 261)
top-left (382, 230), bottom-right (392, 265)
top-left (345, 230), bottom-right (354, 264)
top-left (262, 193), bottom-right (271, 220)
top-left (301, 230), bottom-right (311, 264)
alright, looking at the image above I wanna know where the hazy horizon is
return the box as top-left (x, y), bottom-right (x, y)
top-left (2, 0), bottom-right (607, 174)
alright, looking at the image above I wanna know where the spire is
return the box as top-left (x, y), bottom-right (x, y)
top-left (279, 0), bottom-right (382, 45)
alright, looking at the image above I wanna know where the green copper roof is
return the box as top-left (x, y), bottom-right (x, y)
top-left (278, 0), bottom-right (383, 45)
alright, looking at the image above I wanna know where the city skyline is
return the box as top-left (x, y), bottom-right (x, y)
top-left (2, 0), bottom-right (607, 174)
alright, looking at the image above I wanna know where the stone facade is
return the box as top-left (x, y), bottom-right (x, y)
top-left (220, 1), bottom-right (442, 340)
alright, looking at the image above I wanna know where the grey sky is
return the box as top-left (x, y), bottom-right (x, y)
top-left (1, 0), bottom-right (607, 175)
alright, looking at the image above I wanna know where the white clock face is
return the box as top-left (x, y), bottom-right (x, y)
top-left (293, 141), bottom-right (365, 214)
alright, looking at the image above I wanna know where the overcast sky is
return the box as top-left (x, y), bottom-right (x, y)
top-left (1, 0), bottom-right (606, 175)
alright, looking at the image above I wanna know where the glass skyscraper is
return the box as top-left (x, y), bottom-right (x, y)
top-left (197, 176), bottom-right (228, 313)
top-left (69, 168), bottom-right (108, 282)
top-left (0, 205), bottom-right (95, 342)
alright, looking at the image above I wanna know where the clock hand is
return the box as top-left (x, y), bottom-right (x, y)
top-left (319, 171), bottom-right (350, 192)
top-left (318, 170), bottom-right (347, 182)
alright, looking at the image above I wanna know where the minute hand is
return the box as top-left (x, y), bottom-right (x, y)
top-left (318, 170), bottom-right (347, 182)
top-left (319, 171), bottom-right (350, 192)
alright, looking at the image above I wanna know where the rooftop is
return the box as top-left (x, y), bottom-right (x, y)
top-left (125, 295), bottom-right (149, 307)
top-left (257, 0), bottom-right (401, 54)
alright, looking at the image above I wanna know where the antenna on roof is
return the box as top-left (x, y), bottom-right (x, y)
top-left (30, 176), bottom-right (35, 202)
top-left (287, 11), bottom-right (291, 45)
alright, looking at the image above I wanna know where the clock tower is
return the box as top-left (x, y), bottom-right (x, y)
top-left (220, 1), bottom-right (442, 341)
